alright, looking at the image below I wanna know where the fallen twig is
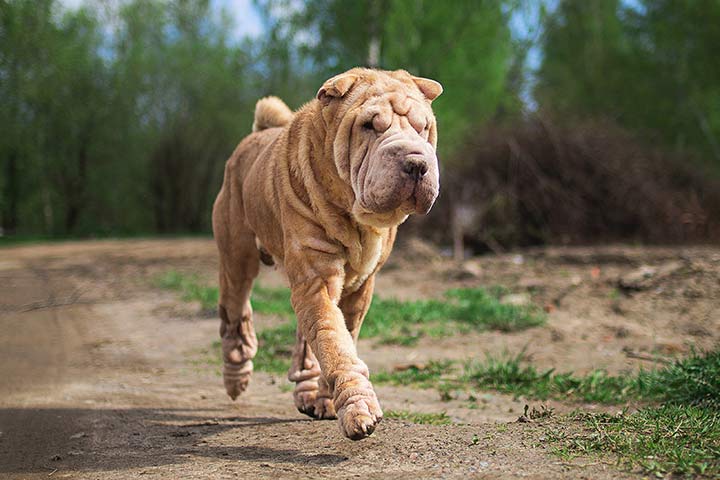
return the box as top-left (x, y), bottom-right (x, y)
top-left (624, 350), bottom-right (672, 365)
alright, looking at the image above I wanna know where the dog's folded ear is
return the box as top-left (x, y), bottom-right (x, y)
top-left (412, 76), bottom-right (443, 101)
top-left (317, 73), bottom-right (359, 101)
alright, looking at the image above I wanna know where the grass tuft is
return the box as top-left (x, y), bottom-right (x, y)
top-left (462, 352), bottom-right (639, 403)
top-left (384, 410), bottom-right (453, 425)
top-left (154, 271), bottom-right (294, 315)
top-left (363, 287), bottom-right (545, 345)
top-left (155, 271), bottom-right (218, 310)
top-left (642, 348), bottom-right (720, 409)
top-left (373, 360), bottom-right (454, 388)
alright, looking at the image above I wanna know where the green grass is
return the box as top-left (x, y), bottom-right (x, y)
top-left (154, 270), bottom-right (546, 372)
top-left (373, 360), bottom-right (455, 388)
top-left (154, 271), bottom-right (545, 340)
top-left (204, 321), bottom-right (296, 375)
top-left (154, 271), bottom-right (295, 373)
top-left (372, 348), bottom-right (720, 478)
top-left (541, 349), bottom-right (720, 478)
top-left (363, 288), bottom-right (545, 345)
top-left (155, 270), bottom-right (720, 476)
top-left (647, 348), bottom-right (720, 409)
top-left (203, 321), bottom-right (298, 375)
top-left (374, 349), bottom-right (720, 406)
top-left (550, 406), bottom-right (720, 478)
top-left (155, 271), bottom-right (219, 310)
top-left (462, 353), bottom-right (641, 403)
top-left (251, 321), bottom-right (296, 374)
top-left (153, 271), bottom-right (293, 315)
top-left (384, 410), bottom-right (453, 425)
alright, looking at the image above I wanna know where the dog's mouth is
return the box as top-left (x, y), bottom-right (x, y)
top-left (406, 177), bottom-right (438, 215)
top-left (352, 199), bottom-right (410, 228)
top-left (354, 190), bottom-right (435, 229)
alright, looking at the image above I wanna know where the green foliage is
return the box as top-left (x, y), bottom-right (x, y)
top-left (381, 0), bottom-right (516, 159)
top-left (537, 0), bottom-right (720, 167)
top-left (3, 0), bottom-right (720, 238)
top-left (384, 410), bottom-right (452, 425)
top-left (256, 0), bottom-right (519, 161)
top-left (1, 0), bottom-right (255, 236)
top-left (551, 406), bottom-right (720, 478)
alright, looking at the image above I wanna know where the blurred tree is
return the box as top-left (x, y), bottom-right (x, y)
top-left (249, 0), bottom-right (323, 108)
top-left (258, 0), bottom-right (518, 161)
top-left (0, 0), bottom-right (55, 235)
top-left (0, 0), bottom-right (111, 234)
top-left (3, 0), bottom-right (717, 241)
top-left (536, 0), bottom-right (720, 166)
top-left (630, 0), bottom-right (720, 163)
top-left (382, 0), bottom-right (516, 161)
top-left (1, 0), bottom-right (257, 236)
top-left (112, 0), bottom-right (253, 233)
top-left (535, 0), bottom-right (627, 117)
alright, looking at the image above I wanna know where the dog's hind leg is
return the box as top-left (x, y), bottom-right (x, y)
top-left (215, 229), bottom-right (260, 400)
top-left (288, 330), bottom-right (336, 419)
top-left (339, 276), bottom-right (375, 342)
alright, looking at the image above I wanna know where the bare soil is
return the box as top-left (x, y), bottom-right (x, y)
top-left (1, 238), bottom-right (718, 479)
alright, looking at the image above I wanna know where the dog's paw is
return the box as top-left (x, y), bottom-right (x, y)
top-left (293, 378), bottom-right (336, 419)
top-left (223, 359), bottom-right (253, 400)
top-left (335, 386), bottom-right (383, 440)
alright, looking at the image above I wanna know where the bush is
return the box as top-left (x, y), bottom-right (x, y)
top-left (409, 116), bottom-right (720, 252)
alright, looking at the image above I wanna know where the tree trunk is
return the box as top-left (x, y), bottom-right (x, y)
top-left (64, 134), bottom-right (89, 233)
top-left (449, 187), bottom-right (465, 262)
top-left (1, 150), bottom-right (19, 235)
top-left (367, 0), bottom-right (382, 67)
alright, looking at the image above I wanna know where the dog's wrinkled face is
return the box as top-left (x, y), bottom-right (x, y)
top-left (317, 69), bottom-right (442, 228)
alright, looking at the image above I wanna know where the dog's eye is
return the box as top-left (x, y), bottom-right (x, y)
top-left (362, 120), bottom-right (375, 131)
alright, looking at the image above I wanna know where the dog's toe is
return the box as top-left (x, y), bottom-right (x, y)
top-left (223, 360), bottom-right (253, 399)
top-left (337, 395), bottom-right (382, 440)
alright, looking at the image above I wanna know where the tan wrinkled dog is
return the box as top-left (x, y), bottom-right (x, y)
top-left (212, 68), bottom-right (442, 440)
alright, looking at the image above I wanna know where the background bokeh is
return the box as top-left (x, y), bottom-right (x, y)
top-left (1, 0), bottom-right (718, 252)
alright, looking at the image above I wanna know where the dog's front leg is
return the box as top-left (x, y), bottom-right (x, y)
top-left (289, 276), bottom-right (382, 440)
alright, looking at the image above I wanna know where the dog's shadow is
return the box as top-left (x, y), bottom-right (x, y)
top-left (0, 407), bottom-right (348, 475)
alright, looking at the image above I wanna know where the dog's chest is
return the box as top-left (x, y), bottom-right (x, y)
top-left (344, 230), bottom-right (384, 292)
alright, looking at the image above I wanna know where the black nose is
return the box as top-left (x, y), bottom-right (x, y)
top-left (402, 158), bottom-right (428, 181)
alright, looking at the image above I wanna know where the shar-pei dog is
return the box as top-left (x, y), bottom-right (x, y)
top-left (212, 68), bottom-right (442, 439)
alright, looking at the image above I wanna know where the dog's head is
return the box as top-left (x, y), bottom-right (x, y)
top-left (317, 68), bottom-right (442, 228)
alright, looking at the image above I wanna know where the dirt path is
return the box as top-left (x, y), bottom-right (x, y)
top-left (1, 239), bottom-right (717, 479)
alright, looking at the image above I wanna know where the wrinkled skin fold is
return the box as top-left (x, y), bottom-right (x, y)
top-left (212, 68), bottom-right (442, 440)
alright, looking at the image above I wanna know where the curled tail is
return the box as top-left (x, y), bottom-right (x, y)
top-left (252, 96), bottom-right (293, 132)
